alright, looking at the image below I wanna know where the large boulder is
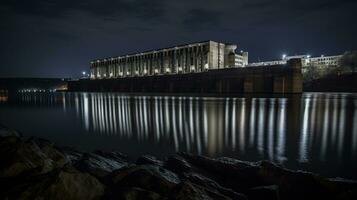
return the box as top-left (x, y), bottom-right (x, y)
top-left (110, 164), bottom-right (180, 197)
top-left (136, 155), bottom-right (163, 166)
top-left (178, 153), bottom-right (262, 191)
top-left (4, 167), bottom-right (105, 200)
top-left (183, 172), bottom-right (247, 200)
top-left (74, 151), bottom-right (129, 178)
top-left (164, 155), bottom-right (192, 174)
top-left (0, 136), bottom-right (68, 178)
top-left (258, 161), bottom-right (357, 199)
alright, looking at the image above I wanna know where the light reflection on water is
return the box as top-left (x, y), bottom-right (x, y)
top-left (1, 92), bottom-right (357, 178)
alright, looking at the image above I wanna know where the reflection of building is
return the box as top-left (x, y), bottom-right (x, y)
top-left (90, 41), bottom-right (248, 79)
top-left (249, 54), bottom-right (343, 73)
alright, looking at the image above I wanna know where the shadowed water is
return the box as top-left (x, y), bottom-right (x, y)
top-left (0, 92), bottom-right (356, 179)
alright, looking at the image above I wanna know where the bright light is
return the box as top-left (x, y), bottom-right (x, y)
top-left (307, 55), bottom-right (311, 58)
top-left (165, 68), bottom-right (170, 73)
top-left (110, 72), bottom-right (113, 77)
top-left (282, 54), bottom-right (287, 60)
top-left (144, 69), bottom-right (147, 74)
top-left (127, 71), bottom-right (130, 75)
top-left (178, 67), bottom-right (183, 71)
top-left (191, 66), bottom-right (195, 71)
top-left (204, 63), bottom-right (209, 69)
top-left (154, 69), bottom-right (159, 74)
top-left (82, 71), bottom-right (86, 75)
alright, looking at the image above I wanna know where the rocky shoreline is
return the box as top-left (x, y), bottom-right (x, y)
top-left (1, 125), bottom-right (357, 200)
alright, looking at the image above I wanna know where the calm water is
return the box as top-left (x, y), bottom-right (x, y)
top-left (0, 92), bottom-right (356, 179)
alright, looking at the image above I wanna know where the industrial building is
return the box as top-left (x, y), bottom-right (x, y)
top-left (90, 41), bottom-right (248, 79)
top-left (249, 54), bottom-right (343, 73)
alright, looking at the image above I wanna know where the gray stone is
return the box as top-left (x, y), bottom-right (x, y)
top-left (0, 136), bottom-right (68, 178)
top-left (6, 167), bottom-right (105, 200)
top-left (111, 164), bottom-right (180, 196)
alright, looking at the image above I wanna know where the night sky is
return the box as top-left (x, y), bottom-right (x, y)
top-left (1, 0), bottom-right (356, 78)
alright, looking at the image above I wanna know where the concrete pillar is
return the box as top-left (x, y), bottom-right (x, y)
top-left (173, 50), bottom-right (176, 73)
top-left (183, 48), bottom-right (187, 73)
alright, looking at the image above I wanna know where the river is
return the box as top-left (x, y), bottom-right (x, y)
top-left (0, 92), bottom-right (356, 179)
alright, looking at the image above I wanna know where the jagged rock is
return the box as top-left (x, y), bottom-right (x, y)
top-left (248, 185), bottom-right (279, 200)
top-left (5, 167), bottom-right (105, 200)
top-left (179, 153), bottom-right (262, 191)
top-left (1, 133), bottom-right (357, 200)
top-left (183, 173), bottom-right (247, 200)
top-left (136, 155), bottom-right (163, 166)
top-left (171, 180), bottom-right (246, 200)
top-left (111, 164), bottom-right (180, 196)
top-left (0, 136), bottom-right (68, 178)
top-left (62, 147), bottom-right (83, 164)
top-left (94, 150), bottom-right (128, 161)
top-left (165, 155), bottom-right (192, 174)
top-left (74, 151), bottom-right (129, 178)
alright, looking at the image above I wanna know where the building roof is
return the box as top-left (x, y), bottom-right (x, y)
top-left (91, 40), bottom-right (230, 63)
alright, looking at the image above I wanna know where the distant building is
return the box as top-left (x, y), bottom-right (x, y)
top-left (90, 41), bottom-right (248, 79)
top-left (249, 54), bottom-right (343, 73)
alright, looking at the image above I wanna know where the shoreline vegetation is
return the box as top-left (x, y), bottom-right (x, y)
top-left (1, 125), bottom-right (357, 200)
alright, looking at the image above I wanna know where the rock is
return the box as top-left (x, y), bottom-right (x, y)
top-left (0, 136), bottom-right (68, 178)
top-left (5, 167), bottom-right (105, 200)
top-left (136, 155), bottom-right (163, 166)
top-left (94, 150), bottom-right (128, 161)
top-left (171, 180), bottom-right (246, 200)
top-left (111, 164), bottom-right (180, 196)
top-left (257, 160), bottom-right (355, 200)
top-left (183, 173), bottom-right (247, 200)
top-left (0, 128), bottom-right (20, 137)
top-left (179, 153), bottom-right (262, 190)
top-left (74, 151), bottom-right (129, 178)
top-left (165, 155), bottom-right (192, 174)
top-left (248, 185), bottom-right (279, 200)
top-left (0, 125), bottom-right (21, 137)
top-left (110, 187), bottom-right (165, 200)
top-left (62, 147), bottom-right (83, 164)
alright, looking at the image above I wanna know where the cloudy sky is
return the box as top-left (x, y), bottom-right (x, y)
top-left (1, 0), bottom-right (356, 78)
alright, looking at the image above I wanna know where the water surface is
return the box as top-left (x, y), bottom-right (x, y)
top-left (0, 92), bottom-right (356, 179)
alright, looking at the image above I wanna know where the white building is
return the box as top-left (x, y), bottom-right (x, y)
top-left (90, 41), bottom-right (249, 79)
top-left (249, 54), bottom-right (343, 73)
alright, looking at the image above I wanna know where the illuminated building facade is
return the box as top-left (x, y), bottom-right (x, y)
top-left (90, 41), bottom-right (248, 79)
top-left (249, 54), bottom-right (343, 73)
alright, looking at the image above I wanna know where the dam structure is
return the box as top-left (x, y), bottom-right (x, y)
top-left (69, 40), bottom-right (302, 94)
top-left (90, 40), bottom-right (248, 79)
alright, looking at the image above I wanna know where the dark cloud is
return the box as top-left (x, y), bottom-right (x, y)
top-left (0, 0), bottom-right (356, 78)
top-left (182, 8), bottom-right (222, 30)
top-left (0, 0), bottom-right (165, 19)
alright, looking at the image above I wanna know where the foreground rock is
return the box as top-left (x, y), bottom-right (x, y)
top-left (5, 167), bottom-right (105, 200)
top-left (0, 127), bottom-right (356, 200)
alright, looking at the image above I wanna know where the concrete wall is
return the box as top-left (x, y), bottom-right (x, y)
top-left (69, 59), bottom-right (302, 94)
